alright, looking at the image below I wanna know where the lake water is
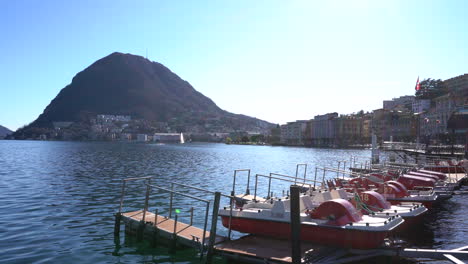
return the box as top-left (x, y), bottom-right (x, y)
top-left (0, 141), bottom-right (466, 264)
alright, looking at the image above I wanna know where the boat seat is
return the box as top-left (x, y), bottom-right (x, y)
top-left (330, 189), bottom-right (348, 200)
top-left (311, 191), bottom-right (333, 204)
top-left (271, 200), bottom-right (285, 217)
top-left (244, 202), bottom-right (273, 210)
top-left (282, 197), bottom-right (307, 212)
top-left (301, 195), bottom-right (315, 210)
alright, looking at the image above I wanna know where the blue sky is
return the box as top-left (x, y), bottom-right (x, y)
top-left (1, 0), bottom-right (467, 131)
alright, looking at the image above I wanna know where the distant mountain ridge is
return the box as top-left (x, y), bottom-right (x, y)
top-left (0, 125), bottom-right (12, 138)
top-left (14, 52), bottom-right (273, 138)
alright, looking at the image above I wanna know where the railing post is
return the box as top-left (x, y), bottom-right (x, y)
top-left (170, 214), bottom-right (178, 253)
top-left (201, 201), bottom-right (210, 256)
top-left (267, 173), bottom-right (272, 199)
top-left (119, 180), bottom-right (126, 214)
top-left (190, 207), bottom-right (194, 226)
top-left (314, 167), bottom-right (318, 188)
top-left (254, 174), bottom-right (258, 202)
top-left (303, 164), bottom-right (308, 183)
top-left (114, 212), bottom-right (121, 237)
top-left (322, 169), bottom-right (326, 188)
top-left (137, 220), bottom-right (145, 242)
top-left (337, 161), bottom-right (341, 177)
top-left (228, 198), bottom-right (233, 240)
top-left (169, 183), bottom-right (174, 218)
top-left (290, 185), bottom-right (301, 264)
top-left (206, 192), bottom-right (221, 264)
top-left (142, 184), bottom-right (150, 222)
top-left (343, 161), bottom-right (347, 179)
top-left (295, 165), bottom-right (299, 184)
top-left (153, 209), bottom-right (159, 247)
top-left (246, 169), bottom-right (251, 195)
top-left (231, 171), bottom-right (237, 199)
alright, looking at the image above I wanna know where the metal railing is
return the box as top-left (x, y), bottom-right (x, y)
top-left (146, 183), bottom-right (211, 254)
top-left (167, 181), bottom-right (236, 241)
top-left (231, 169), bottom-right (251, 196)
top-left (294, 164), bottom-right (308, 184)
top-left (119, 176), bottom-right (153, 214)
top-left (254, 173), bottom-right (314, 200)
top-left (315, 166), bottom-right (365, 181)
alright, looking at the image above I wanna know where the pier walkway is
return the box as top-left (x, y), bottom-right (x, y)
top-left (121, 210), bottom-right (225, 248)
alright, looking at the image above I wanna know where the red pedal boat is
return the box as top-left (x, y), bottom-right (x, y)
top-left (219, 191), bottom-right (403, 249)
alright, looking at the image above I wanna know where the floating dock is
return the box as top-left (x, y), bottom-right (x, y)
top-left (121, 210), bottom-right (225, 248)
top-left (114, 169), bottom-right (468, 264)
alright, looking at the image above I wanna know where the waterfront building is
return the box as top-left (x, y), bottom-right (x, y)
top-left (137, 134), bottom-right (148, 142)
top-left (372, 109), bottom-right (392, 142)
top-left (303, 120), bottom-right (315, 146)
top-left (120, 133), bottom-right (132, 141)
top-left (362, 118), bottom-right (372, 143)
top-left (334, 115), bottom-right (364, 147)
top-left (418, 74), bottom-right (468, 142)
top-left (280, 120), bottom-right (308, 145)
top-left (383, 95), bottom-right (415, 111)
top-left (153, 133), bottom-right (183, 143)
top-left (412, 99), bottom-right (431, 113)
top-left (389, 111), bottom-right (417, 142)
top-left (447, 106), bottom-right (468, 145)
top-left (312, 113), bottom-right (338, 146)
top-left (372, 109), bottom-right (416, 142)
top-left (420, 93), bottom-right (458, 142)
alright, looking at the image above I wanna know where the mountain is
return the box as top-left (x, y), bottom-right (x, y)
top-left (0, 125), bottom-right (12, 139)
top-left (14, 52), bottom-right (273, 138)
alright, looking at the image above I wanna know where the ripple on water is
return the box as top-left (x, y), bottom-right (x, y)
top-left (0, 141), bottom-right (465, 264)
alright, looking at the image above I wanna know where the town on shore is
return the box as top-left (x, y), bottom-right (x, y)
top-left (4, 74), bottom-right (468, 149)
top-left (276, 74), bottom-right (468, 148)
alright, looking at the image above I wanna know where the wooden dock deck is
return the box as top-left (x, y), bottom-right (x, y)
top-left (214, 235), bottom-right (342, 264)
top-left (121, 210), bottom-right (225, 247)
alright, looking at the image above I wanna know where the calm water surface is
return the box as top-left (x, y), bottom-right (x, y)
top-left (0, 141), bottom-right (466, 264)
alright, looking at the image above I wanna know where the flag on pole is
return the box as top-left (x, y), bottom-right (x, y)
top-left (415, 76), bottom-right (420, 91)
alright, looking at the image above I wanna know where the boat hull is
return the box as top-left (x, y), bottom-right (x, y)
top-left (387, 199), bottom-right (434, 209)
top-left (221, 216), bottom-right (389, 249)
top-left (397, 211), bottom-right (426, 231)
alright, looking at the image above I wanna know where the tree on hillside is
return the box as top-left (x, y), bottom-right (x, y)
top-left (415, 78), bottom-right (448, 99)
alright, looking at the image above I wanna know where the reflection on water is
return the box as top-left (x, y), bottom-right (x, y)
top-left (0, 141), bottom-right (465, 263)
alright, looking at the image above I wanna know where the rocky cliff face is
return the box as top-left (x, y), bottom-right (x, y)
top-left (17, 52), bottom-right (273, 136)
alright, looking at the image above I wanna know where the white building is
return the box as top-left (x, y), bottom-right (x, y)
top-left (153, 133), bottom-right (183, 143)
top-left (120, 133), bottom-right (132, 141)
top-left (97, 114), bottom-right (131, 123)
top-left (412, 99), bottom-right (431, 113)
top-left (137, 134), bottom-right (148, 142)
top-left (383, 95), bottom-right (415, 111)
top-left (280, 120), bottom-right (308, 145)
